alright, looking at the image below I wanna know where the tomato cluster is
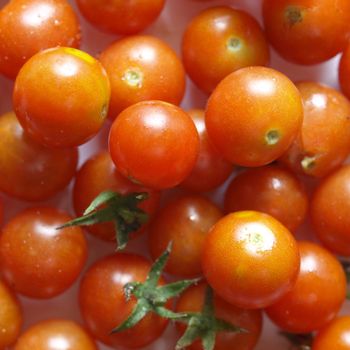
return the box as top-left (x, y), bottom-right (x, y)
top-left (0, 0), bottom-right (350, 349)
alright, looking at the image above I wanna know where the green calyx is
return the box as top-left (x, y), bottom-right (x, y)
top-left (285, 6), bottom-right (304, 27)
top-left (280, 331), bottom-right (313, 350)
top-left (56, 190), bottom-right (149, 250)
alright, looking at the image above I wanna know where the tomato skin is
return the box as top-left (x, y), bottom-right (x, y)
top-left (73, 151), bottom-right (160, 242)
top-left (109, 100), bottom-right (199, 190)
top-left (148, 194), bottom-right (223, 277)
top-left (176, 282), bottom-right (263, 350)
top-left (0, 0), bottom-right (81, 79)
top-left (0, 207), bottom-right (87, 299)
top-left (280, 82), bottom-right (350, 177)
top-left (14, 320), bottom-right (97, 350)
top-left (339, 43), bottom-right (350, 100)
top-left (202, 211), bottom-right (300, 309)
top-left (311, 165), bottom-right (350, 256)
top-left (0, 112), bottom-right (78, 201)
top-left (79, 253), bottom-right (169, 348)
top-left (263, 0), bottom-right (350, 65)
top-left (99, 35), bottom-right (185, 120)
top-left (266, 241), bottom-right (346, 333)
top-left (13, 47), bottom-right (110, 148)
top-left (0, 281), bottom-right (22, 348)
top-left (180, 109), bottom-right (233, 192)
top-left (205, 66), bottom-right (303, 167)
top-left (224, 165), bottom-right (308, 232)
top-left (182, 6), bottom-right (270, 94)
top-left (76, 0), bottom-right (164, 35)
top-left (312, 316), bottom-right (350, 350)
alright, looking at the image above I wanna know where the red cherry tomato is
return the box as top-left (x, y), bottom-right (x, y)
top-left (99, 35), bottom-right (185, 120)
top-left (13, 47), bottom-right (110, 148)
top-left (109, 100), bottom-right (199, 190)
top-left (0, 0), bottom-right (81, 79)
top-left (73, 151), bottom-right (160, 242)
top-left (14, 320), bottom-right (97, 350)
top-left (182, 6), bottom-right (270, 94)
top-left (76, 0), bottom-right (165, 35)
top-left (0, 112), bottom-right (78, 201)
top-left (202, 211), bottom-right (300, 309)
top-left (0, 207), bottom-right (87, 298)
top-left (224, 165), bottom-right (308, 232)
top-left (79, 253), bottom-right (168, 348)
top-left (280, 82), bottom-right (350, 177)
top-left (176, 282), bottom-right (263, 350)
top-left (266, 241), bottom-right (346, 333)
top-left (205, 66), bottom-right (303, 167)
top-left (148, 194), bottom-right (223, 277)
top-left (180, 109), bottom-right (233, 192)
top-left (262, 0), bottom-right (350, 65)
top-left (339, 43), bottom-right (350, 100)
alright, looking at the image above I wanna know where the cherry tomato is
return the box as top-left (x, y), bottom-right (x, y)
top-left (180, 109), bottom-right (233, 192)
top-left (79, 253), bottom-right (168, 348)
top-left (0, 281), bottom-right (22, 348)
top-left (13, 47), bottom-right (110, 148)
top-left (176, 282), bottom-right (263, 350)
top-left (109, 100), bottom-right (199, 190)
top-left (148, 194), bottom-right (223, 277)
top-left (73, 151), bottom-right (160, 242)
top-left (99, 35), bottom-right (185, 120)
top-left (339, 43), bottom-right (350, 100)
top-left (280, 82), bottom-right (350, 177)
top-left (0, 112), bottom-right (78, 201)
top-left (76, 0), bottom-right (165, 35)
top-left (313, 316), bottom-right (350, 350)
top-left (202, 211), bottom-right (300, 309)
top-left (224, 165), bottom-right (308, 232)
top-left (14, 319), bottom-right (97, 350)
top-left (0, 0), bottom-right (81, 79)
top-left (205, 66), bottom-right (303, 167)
top-left (0, 207), bottom-right (87, 298)
top-left (311, 165), bottom-right (350, 256)
top-left (182, 6), bottom-right (269, 94)
top-left (266, 241), bottom-right (346, 333)
top-left (262, 0), bottom-right (350, 65)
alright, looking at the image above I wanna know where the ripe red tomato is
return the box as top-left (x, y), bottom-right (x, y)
top-left (311, 165), bottom-right (350, 256)
top-left (262, 0), bottom-right (350, 65)
top-left (180, 109), bottom-right (233, 192)
top-left (280, 82), bottom-right (350, 177)
top-left (202, 211), bottom-right (300, 309)
top-left (313, 316), bottom-right (350, 350)
top-left (0, 0), bottom-right (81, 79)
top-left (0, 281), bottom-right (22, 348)
top-left (13, 47), bottom-right (110, 148)
top-left (205, 66), bottom-right (303, 167)
top-left (148, 194), bottom-right (223, 277)
top-left (0, 207), bottom-right (87, 298)
top-left (99, 35), bottom-right (185, 120)
top-left (339, 43), bottom-right (350, 100)
top-left (182, 6), bottom-right (270, 94)
top-left (224, 165), bottom-right (308, 232)
top-left (176, 282), bottom-right (263, 350)
top-left (14, 319), bottom-right (97, 350)
top-left (109, 100), bottom-right (199, 190)
top-left (79, 253), bottom-right (169, 348)
top-left (0, 112), bottom-right (78, 201)
top-left (266, 241), bottom-right (346, 333)
top-left (73, 151), bottom-right (160, 242)
top-left (76, 0), bottom-right (164, 35)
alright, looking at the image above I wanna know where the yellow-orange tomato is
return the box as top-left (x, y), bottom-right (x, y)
top-left (205, 66), bottom-right (303, 167)
top-left (202, 211), bottom-right (300, 309)
top-left (182, 6), bottom-right (270, 94)
top-left (13, 47), bottom-right (110, 148)
top-left (339, 43), bottom-right (350, 100)
top-left (280, 82), bottom-right (350, 177)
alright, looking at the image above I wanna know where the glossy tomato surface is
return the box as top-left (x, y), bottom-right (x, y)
top-left (339, 42), bottom-right (350, 100)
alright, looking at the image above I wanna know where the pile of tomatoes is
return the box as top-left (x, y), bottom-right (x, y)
top-left (0, 0), bottom-right (350, 349)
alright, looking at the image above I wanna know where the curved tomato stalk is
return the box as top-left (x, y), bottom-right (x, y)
top-left (280, 331), bottom-right (313, 350)
top-left (175, 286), bottom-right (245, 350)
top-left (111, 244), bottom-right (201, 333)
top-left (56, 190), bottom-right (149, 250)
